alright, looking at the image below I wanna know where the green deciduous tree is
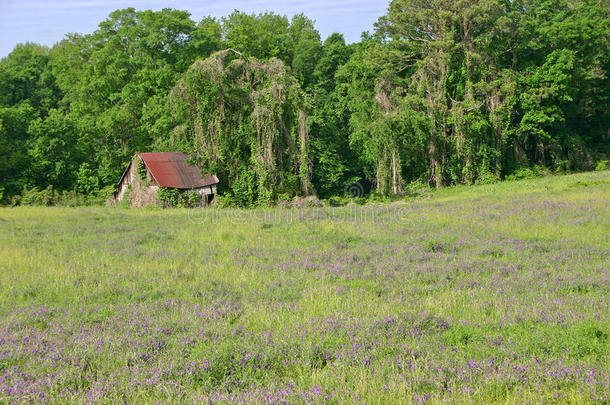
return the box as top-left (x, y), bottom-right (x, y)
top-left (0, 43), bottom-right (61, 200)
top-left (51, 8), bottom-right (216, 186)
top-left (27, 109), bottom-right (80, 190)
top-left (309, 33), bottom-right (361, 198)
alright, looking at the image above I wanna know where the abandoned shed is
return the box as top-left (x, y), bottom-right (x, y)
top-left (113, 152), bottom-right (219, 206)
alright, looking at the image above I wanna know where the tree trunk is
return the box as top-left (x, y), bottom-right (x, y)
top-left (391, 149), bottom-right (402, 195)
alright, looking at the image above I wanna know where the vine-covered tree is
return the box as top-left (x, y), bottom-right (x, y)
top-left (170, 50), bottom-right (312, 205)
top-left (354, 0), bottom-right (610, 192)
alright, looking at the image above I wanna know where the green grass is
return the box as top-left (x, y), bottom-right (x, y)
top-left (0, 171), bottom-right (608, 404)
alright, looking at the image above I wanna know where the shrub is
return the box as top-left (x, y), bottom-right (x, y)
top-left (157, 187), bottom-right (181, 207)
top-left (88, 186), bottom-right (116, 206)
top-left (553, 159), bottom-right (570, 174)
top-left (13, 185), bottom-right (103, 207)
top-left (367, 192), bottom-right (388, 203)
top-left (20, 185), bottom-right (55, 206)
top-left (475, 170), bottom-right (499, 185)
top-left (327, 197), bottom-right (348, 207)
top-left (76, 163), bottom-right (100, 195)
top-left (157, 187), bottom-right (202, 208)
top-left (215, 193), bottom-right (235, 208)
top-left (403, 179), bottom-right (431, 198)
top-left (506, 167), bottom-right (536, 181)
top-left (54, 190), bottom-right (87, 207)
top-left (533, 165), bottom-right (551, 177)
top-left (595, 160), bottom-right (608, 171)
top-left (275, 193), bottom-right (293, 205)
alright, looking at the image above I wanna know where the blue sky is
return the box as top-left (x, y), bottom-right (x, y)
top-left (0, 0), bottom-right (389, 58)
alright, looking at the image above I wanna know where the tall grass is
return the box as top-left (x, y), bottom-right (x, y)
top-left (0, 171), bottom-right (608, 404)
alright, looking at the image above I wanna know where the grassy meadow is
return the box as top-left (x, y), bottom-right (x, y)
top-left (0, 171), bottom-right (609, 404)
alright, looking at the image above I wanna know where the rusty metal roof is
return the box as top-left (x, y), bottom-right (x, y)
top-left (138, 152), bottom-right (218, 189)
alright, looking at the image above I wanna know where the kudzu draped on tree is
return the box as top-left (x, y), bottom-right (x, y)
top-left (169, 49), bottom-right (312, 206)
top-left (364, 0), bottom-right (609, 191)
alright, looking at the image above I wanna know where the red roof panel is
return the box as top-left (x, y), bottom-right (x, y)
top-left (138, 152), bottom-right (218, 189)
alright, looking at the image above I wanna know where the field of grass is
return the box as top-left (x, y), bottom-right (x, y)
top-left (0, 171), bottom-right (609, 404)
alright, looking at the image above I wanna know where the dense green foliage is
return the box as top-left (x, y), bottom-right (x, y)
top-left (0, 1), bottom-right (608, 205)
